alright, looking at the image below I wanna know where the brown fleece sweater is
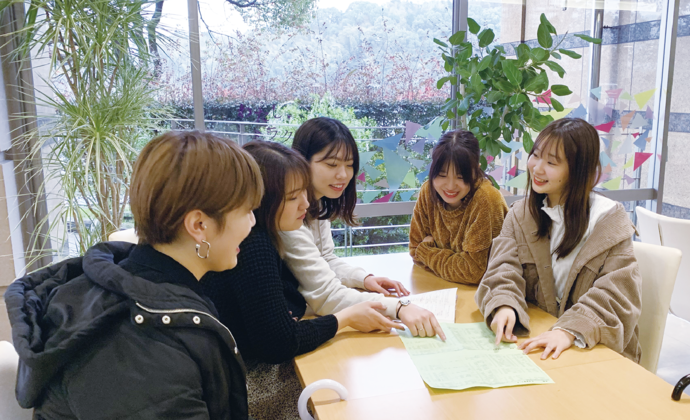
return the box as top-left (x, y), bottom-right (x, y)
top-left (409, 179), bottom-right (508, 284)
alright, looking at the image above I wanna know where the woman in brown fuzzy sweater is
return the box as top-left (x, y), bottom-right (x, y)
top-left (409, 130), bottom-right (508, 284)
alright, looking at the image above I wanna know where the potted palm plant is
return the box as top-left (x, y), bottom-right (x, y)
top-left (4, 0), bottom-right (168, 260)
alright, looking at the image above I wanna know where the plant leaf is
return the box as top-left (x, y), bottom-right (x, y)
top-left (456, 42), bottom-right (473, 61)
top-left (471, 74), bottom-right (485, 92)
top-left (501, 60), bottom-right (522, 86)
top-left (467, 18), bottom-right (480, 35)
top-left (508, 93), bottom-right (527, 108)
top-left (551, 84), bottom-right (573, 96)
top-left (457, 96), bottom-right (471, 115)
top-left (480, 155), bottom-right (488, 171)
top-left (551, 98), bottom-right (564, 112)
top-left (478, 29), bottom-right (495, 48)
top-left (524, 71), bottom-right (548, 92)
top-left (494, 79), bottom-right (515, 93)
top-left (559, 48), bottom-right (582, 59)
top-left (437, 76), bottom-right (451, 89)
top-left (457, 67), bottom-right (472, 79)
top-left (478, 55), bottom-right (492, 72)
top-left (449, 30), bottom-right (466, 46)
top-left (574, 33), bottom-right (602, 44)
top-left (433, 38), bottom-right (449, 48)
top-left (551, 51), bottom-right (561, 59)
top-left (530, 47), bottom-right (549, 63)
top-left (540, 13), bottom-right (557, 34)
top-left (498, 139), bottom-right (512, 153)
top-left (537, 24), bottom-right (553, 48)
top-left (516, 43), bottom-right (530, 59)
top-left (523, 131), bottom-right (534, 153)
top-left (511, 113), bottom-right (521, 130)
top-left (544, 60), bottom-right (566, 77)
top-left (486, 91), bottom-right (503, 103)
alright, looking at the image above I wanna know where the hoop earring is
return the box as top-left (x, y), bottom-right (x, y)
top-left (195, 240), bottom-right (211, 259)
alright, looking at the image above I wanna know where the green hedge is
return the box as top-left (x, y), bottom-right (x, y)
top-left (167, 100), bottom-right (444, 129)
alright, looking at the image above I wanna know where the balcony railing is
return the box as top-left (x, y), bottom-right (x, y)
top-left (162, 118), bottom-right (657, 257)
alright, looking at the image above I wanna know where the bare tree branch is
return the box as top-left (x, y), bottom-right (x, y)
top-left (148, 1), bottom-right (164, 78)
top-left (225, 0), bottom-right (261, 8)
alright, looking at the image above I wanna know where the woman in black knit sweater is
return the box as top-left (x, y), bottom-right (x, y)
top-left (201, 141), bottom-right (401, 419)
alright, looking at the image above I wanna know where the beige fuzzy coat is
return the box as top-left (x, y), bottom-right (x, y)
top-left (475, 198), bottom-right (642, 362)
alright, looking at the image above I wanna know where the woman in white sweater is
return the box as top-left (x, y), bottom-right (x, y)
top-left (281, 117), bottom-right (444, 340)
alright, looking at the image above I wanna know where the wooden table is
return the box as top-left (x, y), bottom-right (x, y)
top-left (294, 253), bottom-right (690, 420)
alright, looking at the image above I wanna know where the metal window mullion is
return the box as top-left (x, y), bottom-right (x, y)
top-left (451, 0), bottom-right (468, 130)
top-left (347, 225), bottom-right (353, 257)
top-left (187, 0), bottom-right (204, 131)
top-left (0, 3), bottom-right (52, 272)
top-left (587, 7), bottom-right (604, 107)
top-left (646, 0), bottom-right (680, 214)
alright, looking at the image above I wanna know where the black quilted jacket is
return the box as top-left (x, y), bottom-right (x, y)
top-left (5, 242), bottom-right (249, 419)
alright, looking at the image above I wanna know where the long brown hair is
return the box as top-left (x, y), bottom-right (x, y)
top-left (428, 130), bottom-right (487, 206)
top-left (243, 141), bottom-right (311, 254)
top-left (292, 117), bottom-right (359, 226)
top-left (526, 118), bottom-right (602, 258)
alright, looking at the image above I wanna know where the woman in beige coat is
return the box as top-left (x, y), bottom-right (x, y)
top-left (475, 118), bottom-right (642, 362)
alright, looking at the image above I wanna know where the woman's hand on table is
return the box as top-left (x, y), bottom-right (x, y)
top-left (491, 306), bottom-right (518, 346)
top-left (363, 275), bottom-right (410, 297)
top-left (518, 330), bottom-right (575, 360)
top-left (335, 301), bottom-right (404, 333)
top-left (398, 304), bottom-right (446, 341)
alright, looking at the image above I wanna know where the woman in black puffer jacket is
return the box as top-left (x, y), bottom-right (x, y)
top-left (5, 131), bottom-right (263, 419)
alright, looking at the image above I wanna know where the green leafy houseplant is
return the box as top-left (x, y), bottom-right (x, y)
top-left (2, 0), bottom-right (168, 259)
top-left (434, 14), bottom-right (600, 177)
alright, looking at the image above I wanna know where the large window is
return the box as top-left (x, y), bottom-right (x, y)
top-left (663, 0), bottom-right (690, 218)
top-left (14, 0), bottom-right (684, 259)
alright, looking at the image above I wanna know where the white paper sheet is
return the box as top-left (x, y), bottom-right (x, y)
top-left (407, 288), bottom-right (457, 324)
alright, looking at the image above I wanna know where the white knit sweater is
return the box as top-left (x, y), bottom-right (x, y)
top-left (280, 219), bottom-right (400, 319)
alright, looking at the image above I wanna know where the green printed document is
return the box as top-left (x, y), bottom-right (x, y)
top-left (398, 322), bottom-right (554, 390)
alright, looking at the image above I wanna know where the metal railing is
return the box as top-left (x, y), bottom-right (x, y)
top-left (165, 118), bottom-right (660, 256)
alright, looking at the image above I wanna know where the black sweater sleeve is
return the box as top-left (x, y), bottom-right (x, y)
top-left (203, 228), bottom-right (338, 364)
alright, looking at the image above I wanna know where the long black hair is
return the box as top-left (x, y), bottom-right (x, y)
top-left (292, 117), bottom-right (359, 226)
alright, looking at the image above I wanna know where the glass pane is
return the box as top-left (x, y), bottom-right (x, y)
top-left (661, 0), bottom-right (690, 218)
top-left (332, 216), bottom-right (412, 257)
top-left (155, 0), bottom-right (455, 204)
top-left (477, 0), bottom-right (666, 198)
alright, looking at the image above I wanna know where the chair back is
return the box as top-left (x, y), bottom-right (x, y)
top-left (657, 216), bottom-right (690, 322)
top-left (0, 341), bottom-right (32, 419)
top-left (108, 228), bottom-right (138, 244)
top-left (635, 206), bottom-right (662, 245)
top-left (633, 242), bottom-right (681, 373)
top-left (636, 206), bottom-right (690, 323)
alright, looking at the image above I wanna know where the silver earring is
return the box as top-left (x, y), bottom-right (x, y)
top-left (195, 240), bottom-right (211, 259)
